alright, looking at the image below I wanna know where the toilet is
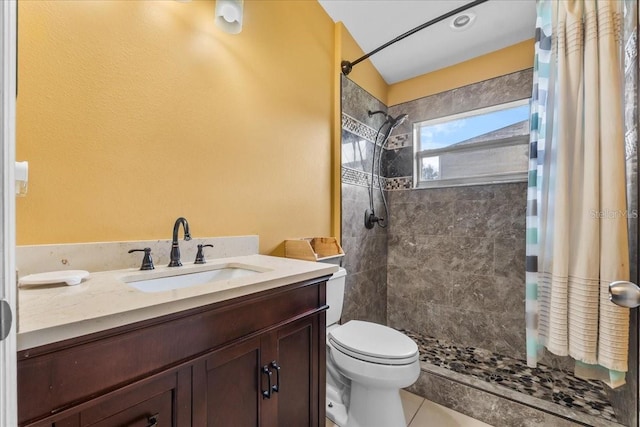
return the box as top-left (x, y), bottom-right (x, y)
top-left (326, 268), bottom-right (420, 427)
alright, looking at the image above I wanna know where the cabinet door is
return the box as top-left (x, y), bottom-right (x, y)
top-left (201, 336), bottom-right (262, 427)
top-left (198, 315), bottom-right (323, 427)
top-left (270, 315), bottom-right (321, 427)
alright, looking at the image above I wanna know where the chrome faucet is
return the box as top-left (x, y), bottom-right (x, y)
top-left (168, 217), bottom-right (191, 267)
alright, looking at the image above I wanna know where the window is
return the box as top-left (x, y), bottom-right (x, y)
top-left (413, 99), bottom-right (530, 188)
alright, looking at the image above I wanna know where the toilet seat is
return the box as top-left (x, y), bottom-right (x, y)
top-left (328, 320), bottom-right (419, 365)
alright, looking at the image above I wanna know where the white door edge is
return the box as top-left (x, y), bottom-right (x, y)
top-left (1, 0), bottom-right (17, 426)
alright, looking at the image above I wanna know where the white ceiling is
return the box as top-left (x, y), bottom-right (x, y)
top-left (317, 0), bottom-right (537, 84)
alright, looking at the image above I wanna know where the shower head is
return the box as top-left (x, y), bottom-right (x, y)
top-left (390, 113), bottom-right (408, 128)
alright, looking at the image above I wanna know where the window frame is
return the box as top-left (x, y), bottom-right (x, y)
top-left (413, 99), bottom-right (530, 189)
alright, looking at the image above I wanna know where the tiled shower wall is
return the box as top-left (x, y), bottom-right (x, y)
top-left (611, 2), bottom-right (639, 425)
top-left (386, 183), bottom-right (528, 359)
top-left (341, 52), bottom-right (638, 424)
top-left (340, 76), bottom-right (388, 324)
top-left (385, 69), bottom-right (533, 360)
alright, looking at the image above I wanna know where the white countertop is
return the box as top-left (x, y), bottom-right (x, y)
top-left (17, 254), bottom-right (338, 351)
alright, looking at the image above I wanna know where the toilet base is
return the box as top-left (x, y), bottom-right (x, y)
top-left (326, 396), bottom-right (348, 426)
top-left (328, 382), bottom-right (406, 427)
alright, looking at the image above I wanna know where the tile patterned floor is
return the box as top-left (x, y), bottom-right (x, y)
top-left (326, 389), bottom-right (493, 427)
top-left (401, 329), bottom-right (617, 422)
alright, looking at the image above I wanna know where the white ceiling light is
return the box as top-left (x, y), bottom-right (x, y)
top-left (450, 12), bottom-right (476, 31)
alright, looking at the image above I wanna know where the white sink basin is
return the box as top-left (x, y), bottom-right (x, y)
top-left (122, 264), bottom-right (266, 293)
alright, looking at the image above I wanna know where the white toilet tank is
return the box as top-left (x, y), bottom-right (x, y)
top-left (326, 267), bottom-right (347, 327)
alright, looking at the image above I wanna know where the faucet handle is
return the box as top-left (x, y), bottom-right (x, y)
top-left (128, 248), bottom-right (155, 270)
top-left (194, 244), bottom-right (214, 264)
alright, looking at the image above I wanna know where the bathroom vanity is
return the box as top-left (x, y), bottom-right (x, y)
top-left (16, 249), bottom-right (335, 427)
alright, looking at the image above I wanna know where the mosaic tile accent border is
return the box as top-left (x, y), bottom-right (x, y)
top-left (342, 169), bottom-right (412, 190)
top-left (341, 166), bottom-right (381, 188)
top-left (342, 113), bottom-right (409, 152)
top-left (385, 176), bottom-right (412, 190)
top-left (386, 133), bottom-right (412, 150)
top-left (401, 329), bottom-right (617, 424)
top-left (342, 113), bottom-right (379, 144)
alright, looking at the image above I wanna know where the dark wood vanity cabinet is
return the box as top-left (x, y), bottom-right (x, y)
top-left (17, 277), bottom-right (328, 427)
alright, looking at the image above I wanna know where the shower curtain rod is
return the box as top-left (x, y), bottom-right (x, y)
top-left (341, 0), bottom-right (490, 76)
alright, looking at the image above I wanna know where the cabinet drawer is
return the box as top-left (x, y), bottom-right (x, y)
top-left (84, 391), bottom-right (170, 427)
top-left (81, 374), bottom-right (175, 426)
top-left (26, 373), bottom-right (181, 427)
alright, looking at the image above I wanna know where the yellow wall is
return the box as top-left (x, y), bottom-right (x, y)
top-left (388, 39), bottom-right (534, 106)
top-left (16, 0), bottom-right (533, 255)
top-left (17, 0), bottom-right (336, 255)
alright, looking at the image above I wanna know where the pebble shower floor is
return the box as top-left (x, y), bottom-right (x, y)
top-left (401, 330), bottom-right (617, 423)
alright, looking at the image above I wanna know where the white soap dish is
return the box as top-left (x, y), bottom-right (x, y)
top-left (19, 270), bottom-right (90, 287)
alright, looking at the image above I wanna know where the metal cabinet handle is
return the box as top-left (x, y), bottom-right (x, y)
top-left (261, 365), bottom-right (273, 399)
top-left (147, 413), bottom-right (159, 427)
top-left (270, 361), bottom-right (281, 393)
top-left (609, 281), bottom-right (640, 308)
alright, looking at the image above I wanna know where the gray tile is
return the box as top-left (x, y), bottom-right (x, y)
top-left (494, 236), bottom-right (526, 282)
top-left (492, 182), bottom-right (528, 203)
top-left (453, 199), bottom-right (504, 237)
top-left (388, 294), bottom-right (417, 331)
top-left (434, 305), bottom-right (495, 349)
top-left (449, 273), bottom-right (524, 314)
top-left (341, 267), bottom-right (387, 325)
top-left (387, 234), bottom-right (426, 269)
top-left (388, 265), bottom-right (451, 305)
top-left (489, 312), bottom-right (526, 359)
top-left (410, 372), bottom-right (584, 427)
top-left (389, 186), bottom-right (457, 205)
top-left (390, 201), bottom-right (454, 236)
top-left (453, 185), bottom-right (496, 200)
top-left (383, 146), bottom-right (413, 178)
top-left (342, 76), bottom-right (386, 124)
top-left (342, 233), bottom-right (387, 275)
top-left (447, 236), bottom-right (495, 275)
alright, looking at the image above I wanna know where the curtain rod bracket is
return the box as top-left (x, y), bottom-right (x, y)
top-left (340, 0), bottom-right (489, 76)
top-left (341, 60), bottom-right (353, 75)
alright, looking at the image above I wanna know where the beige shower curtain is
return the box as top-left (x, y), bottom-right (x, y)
top-left (537, 0), bottom-right (630, 386)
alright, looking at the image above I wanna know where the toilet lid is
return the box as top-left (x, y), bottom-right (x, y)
top-left (328, 320), bottom-right (419, 365)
